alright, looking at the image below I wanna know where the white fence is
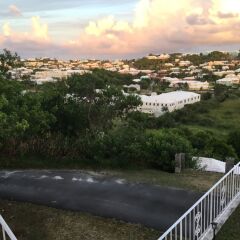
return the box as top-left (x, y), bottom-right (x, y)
top-left (158, 162), bottom-right (240, 240)
top-left (0, 215), bottom-right (17, 240)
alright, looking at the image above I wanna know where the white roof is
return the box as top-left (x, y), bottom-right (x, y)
top-left (139, 91), bottom-right (200, 104)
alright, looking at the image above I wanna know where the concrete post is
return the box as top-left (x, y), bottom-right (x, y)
top-left (175, 153), bottom-right (182, 173)
top-left (225, 157), bottom-right (235, 173)
top-left (181, 153), bottom-right (186, 169)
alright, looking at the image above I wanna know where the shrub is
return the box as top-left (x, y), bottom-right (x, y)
top-left (145, 130), bottom-right (194, 172)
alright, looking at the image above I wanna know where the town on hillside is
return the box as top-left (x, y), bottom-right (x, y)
top-left (7, 51), bottom-right (240, 116)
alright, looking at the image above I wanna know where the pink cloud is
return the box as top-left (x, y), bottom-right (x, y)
top-left (9, 5), bottom-right (22, 17)
top-left (1, 0), bottom-right (240, 58)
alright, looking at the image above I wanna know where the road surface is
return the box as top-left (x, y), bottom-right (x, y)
top-left (0, 170), bottom-right (202, 231)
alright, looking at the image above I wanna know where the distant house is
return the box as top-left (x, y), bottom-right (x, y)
top-left (123, 84), bottom-right (141, 91)
top-left (216, 74), bottom-right (240, 86)
top-left (146, 54), bottom-right (170, 60)
top-left (137, 91), bottom-right (201, 117)
top-left (170, 80), bottom-right (209, 91)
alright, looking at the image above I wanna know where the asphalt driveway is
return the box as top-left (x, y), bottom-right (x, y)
top-left (0, 170), bottom-right (202, 231)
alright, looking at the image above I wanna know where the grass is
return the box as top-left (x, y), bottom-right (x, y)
top-left (217, 206), bottom-right (240, 240)
top-left (102, 169), bottom-right (223, 192)
top-left (184, 97), bottom-right (240, 137)
top-left (2, 200), bottom-right (239, 240)
top-left (0, 199), bottom-right (160, 240)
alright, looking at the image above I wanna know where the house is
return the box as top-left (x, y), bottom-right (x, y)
top-left (169, 80), bottom-right (209, 90)
top-left (123, 84), bottom-right (141, 91)
top-left (216, 74), bottom-right (240, 86)
top-left (138, 91), bottom-right (201, 117)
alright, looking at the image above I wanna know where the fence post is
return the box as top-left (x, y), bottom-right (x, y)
top-left (225, 157), bottom-right (235, 173)
top-left (181, 153), bottom-right (186, 169)
top-left (175, 153), bottom-right (182, 173)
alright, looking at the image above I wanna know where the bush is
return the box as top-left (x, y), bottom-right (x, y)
top-left (95, 125), bottom-right (147, 168)
top-left (228, 130), bottom-right (240, 158)
top-left (145, 130), bottom-right (194, 172)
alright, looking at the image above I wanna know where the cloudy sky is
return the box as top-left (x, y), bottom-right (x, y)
top-left (0, 0), bottom-right (240, 59)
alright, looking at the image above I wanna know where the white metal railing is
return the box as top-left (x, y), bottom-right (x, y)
top-left (0, 215), bottom-right (17, 240)
top-left (158, 162), bottom-right (240, 240)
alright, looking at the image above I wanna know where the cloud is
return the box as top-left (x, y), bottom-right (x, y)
top-left (1, 16), bottom-right (49, 41)
top-left (85, 16), bottom-right (132, 36)
top-left (69, 0), bottom-right (240, 57)
top-left (217, 11), bottom-right (239, 18)
top-left (31, 16), bottom-right (49, 40)
top-left (9, 5), bottom-right (22, 16)
top-left (1, 0), bottom-right (240, 59)
top-left (2, 23), bottom-right (11, 37)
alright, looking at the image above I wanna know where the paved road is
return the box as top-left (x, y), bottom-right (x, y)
top-left (0, 170), bottom-right (202, 231)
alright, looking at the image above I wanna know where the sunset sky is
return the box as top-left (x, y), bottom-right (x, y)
top-left (1, 0), bottom-right (240, 59)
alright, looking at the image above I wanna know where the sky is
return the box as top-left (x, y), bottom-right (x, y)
top-left (0, 0), bottom-right (240, 59)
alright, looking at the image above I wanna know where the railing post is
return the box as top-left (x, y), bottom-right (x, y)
top-left (2, 226), bottom-right (6, 240)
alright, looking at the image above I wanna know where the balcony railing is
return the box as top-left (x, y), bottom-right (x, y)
top-left (158, 162), bottom-right (240, 240)
top-left (0, 215), bottom-right (17, 240)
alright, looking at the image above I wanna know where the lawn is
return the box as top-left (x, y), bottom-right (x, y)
top-left (102, 169), bottom-right (222, 192)
top-left (0, 199), bottom-right (160, 240)
top-left (217, 206), bottom-right (240, 240)
top-left (184, 97), bottom-right (240, 137)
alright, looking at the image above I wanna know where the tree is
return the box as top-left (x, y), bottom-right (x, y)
top-left (0, 49), bottom-right (21, 79)
top-left (214, 84), bottom-right (228, 102)
top-left (228, 130), bottom-right (240, 158)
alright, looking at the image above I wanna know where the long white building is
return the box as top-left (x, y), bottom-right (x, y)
top-left (138, 91), bottom-right (201, 117)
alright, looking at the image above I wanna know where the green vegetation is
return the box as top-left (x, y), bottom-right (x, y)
top-left (0, 49), bottom-right (239, 171)
top-left (182, 51), bottom-right (233, 66)
top-left (0, 199), bottom-right (160, 240)
top-left (0, 50), bottom-right (194, 172)
top-left (217, 206), bottom-right (240, 240)
top-left (128, 51), bottom-right (234, 70)
top-left (104, 169), bottom-right (222, 192)
top-left (132, 89), bottom-right (240, 162)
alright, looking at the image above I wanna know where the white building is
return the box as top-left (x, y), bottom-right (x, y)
top-left (33, 69), bottom-right (91, 80)
top-left (179, 61), bottom-right (191, 67)
top-left (33, 77), bottom-right (57, 85)
top-left (216, 74), bottom-right (240, 86)
top-left (170, 80), bottom-right (209, 90)
top-left (123, 84), bottom-right (141, 91)
top-left (146, 54), bottom-right (170, 60)
top-left (9, 67), bottom-right (33, 79)
top-left (138, 91), bottom-right (201, 117)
